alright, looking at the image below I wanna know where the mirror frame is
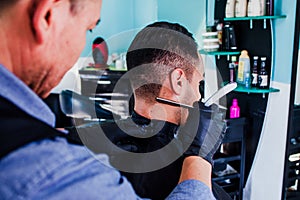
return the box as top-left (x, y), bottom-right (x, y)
top-left (282, 0), bottom-right (300, 198)
top-left (289, 0), bottom-right (300, 108)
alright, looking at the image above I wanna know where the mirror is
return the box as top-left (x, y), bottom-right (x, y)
top-left (292, 1), bottom-right (300, 107)
top-left (295, 44), bottom-right (300, 106)
top-left (282, 0), bottom-right (300, 198)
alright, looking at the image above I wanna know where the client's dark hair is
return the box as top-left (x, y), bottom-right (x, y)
top-left (126, 21), bottom-right (200, 104)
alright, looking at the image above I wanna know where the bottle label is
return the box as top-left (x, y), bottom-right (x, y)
top-left (245, 75), bottom-right (251, 88)
top-left (259, 75), bottom-right (268, 87)
top-left (252, 73), bottom-right (258, 84)
top-left (230, 108), bottom-right (240, 118)
top-left (237, 61), bottom-right (244, 83)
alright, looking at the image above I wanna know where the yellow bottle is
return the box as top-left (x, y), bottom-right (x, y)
top-left (237, 50), bottom-right (250, 84)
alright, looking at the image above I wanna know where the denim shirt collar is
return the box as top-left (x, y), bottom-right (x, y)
top-left (0, 64), bottom-right (55, 127)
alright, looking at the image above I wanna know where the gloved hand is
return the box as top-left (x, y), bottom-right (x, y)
top-left (178, 101), bottom-right (226, 165)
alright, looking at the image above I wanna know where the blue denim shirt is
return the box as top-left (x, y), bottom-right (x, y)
top-left (0, 64), bottom-right (215, 199)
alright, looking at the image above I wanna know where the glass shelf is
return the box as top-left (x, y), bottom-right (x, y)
top-left (224, 15), bottom-right (287, 21)
top-left (234, 84), bottom-right (280, 94)
top-left (199, 50), bottom-right (240, 60)
top-left (224, 15), bottom-right (287, 29)
top-left (222, 82), bottom-right (280, 97)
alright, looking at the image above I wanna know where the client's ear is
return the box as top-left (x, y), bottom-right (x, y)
top-left (170, 68), bottom-right (187, 95)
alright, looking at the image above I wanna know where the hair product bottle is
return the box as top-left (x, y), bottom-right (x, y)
top-left (223, 23), bottom-right (231, 51)
top-left (237, 50), bottom-right (250, 85)
top-left (247, 0), bottom-right (262, 16)
top-left (235, 0), bottom-right (248, 17)
top-left (215, 20), bottom-right (223, 50)
top-left (230, 99), bottom-right (240, 118)
top-left (228, 24), bottom-right (237, 50)
top-left (258, 57), bottom-right (269, 89)
top-left (223, 23), bottom-right (237, 51)
top-left (225, 0), bottom-right (236, 18)
top-left (251, 56), bottom-right (259, 87)
top-left (260, 0), bottom-right (266, 16)
top-left (229, 62), bottom-right (236, 83)
top-left (266, 0), bottom-right (274, 15)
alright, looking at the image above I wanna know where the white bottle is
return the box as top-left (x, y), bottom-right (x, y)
top-left (225, 0), bottom-right (236, 18)
top-left (235, 0), bottom-right (248, 17)
top-left (247, 0), bottom-right (262, 16)
top-left (260, 0), bottom-right (266, 16)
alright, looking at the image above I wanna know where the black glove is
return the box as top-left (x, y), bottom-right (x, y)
top-left (178, 101), bottom-right (226, 165)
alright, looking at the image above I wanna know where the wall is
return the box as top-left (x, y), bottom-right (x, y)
top-left (81, 0), bottom-right (157, 57)
top-left (81, 0), bottom-right (207, 57)
top-left (53, 0), bottom-right (158, 93)
top-left (53, 0), bottom-right (207, 94)
top-left (157, 0), bottom-right (206, 46)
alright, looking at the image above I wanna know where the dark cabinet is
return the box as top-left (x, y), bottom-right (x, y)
top-left (282, 0), bottom-right (300, 198)
top-left (213, 117), bottom-right (247, 200)
top-left (283, 107), bottom-right (300, 199)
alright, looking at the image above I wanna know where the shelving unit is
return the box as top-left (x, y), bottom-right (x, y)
top-left (224, 15), bottom-right (287, 29)
top-left (213, 117), bottom-right (247, 200)
top-left (199, 50), bottom-right (240, 60)
top-left (234, 84), bottom-right (280, 98)
top-left (222, 82), bottom-right (280, 98)
top-left (212, 2), bottom-right (287, 198)
top-left (224, 15), bottom-right (287, 21)
top-left (233, 84), bottom-right (280, 93)
top-left (212, 15), bottom-right (284, 98)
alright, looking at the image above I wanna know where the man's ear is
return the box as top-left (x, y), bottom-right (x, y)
top-left (32, 0), bottom-right (55, 43)
top-left (170, 68), bottom-right (187, 95)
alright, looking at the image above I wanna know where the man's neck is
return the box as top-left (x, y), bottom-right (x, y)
top-left (0, 26), bottom-right (13, 72)
top-left (134, 99), bottom-right (182, 125)
top-left (0, 6), bottom-right (31, 78)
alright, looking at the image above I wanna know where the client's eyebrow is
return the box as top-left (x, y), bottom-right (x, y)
top-left (95, 19), bottom-right (101, 26)
top-left (89, 19), bottom-right (101, 33)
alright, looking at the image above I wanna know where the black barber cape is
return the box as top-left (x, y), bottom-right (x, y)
top-left (115, 112), bottom-right (183, 200)
top-left (76, 111), bottom-right (183, 200)
top-left (77, 111), bottom-right (231, 200)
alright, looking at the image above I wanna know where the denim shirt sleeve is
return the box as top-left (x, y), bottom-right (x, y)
top-left (0, 138), bottom-right (140, 200)
top-left (0, 137), bottom-right (215, 200)
top-left (166, 180), bottom-right (216, 200)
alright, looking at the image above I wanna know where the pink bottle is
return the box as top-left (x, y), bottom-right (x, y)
top-left (230, 99), bottom-right (240, 118)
